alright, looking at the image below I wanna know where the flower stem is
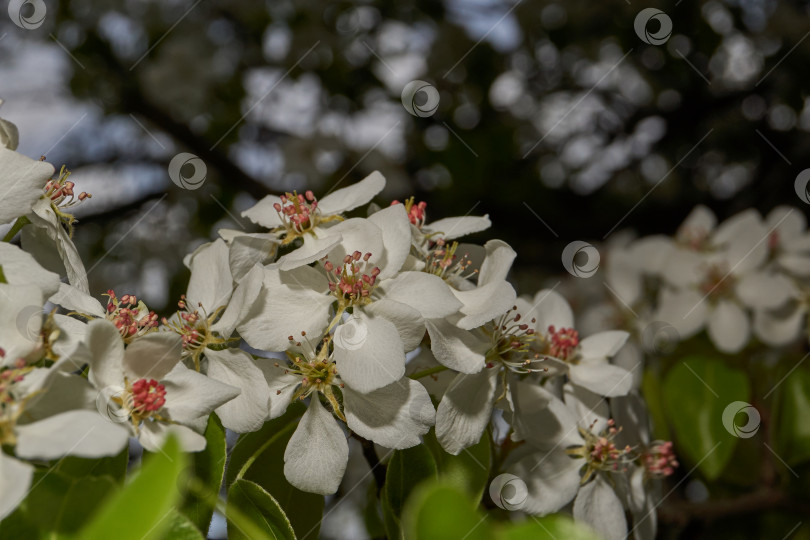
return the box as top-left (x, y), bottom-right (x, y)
top-left (408, 365), bottom-right (448, 379)
top-left (2, 215), bottom-right (30, 242)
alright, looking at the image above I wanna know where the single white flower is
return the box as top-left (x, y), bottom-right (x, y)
top-left (260, 331), bottom-right (434, 495)
top-left (164, 239), bottom-right (268, 433)
top-left (239, 171), bottom-right (386, 272)
top-left (84, 319), bottom-right (240, 452)
top-left (655, 209), bottom-right (793, 353)
top-left (508, 383), bottom-right (632, 540)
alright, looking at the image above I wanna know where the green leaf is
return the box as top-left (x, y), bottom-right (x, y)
top-left (496, 516), bottom-right (600, 540)
top-left (424, 429), bottom-right (491, 504)
top-left (227, 403), bottom-right (324, 539)
top-left (774, 367), bottom-right (810, 466)
top-left (662, 356), bottom-right (750, 480)
top-left (362, 481), bottom-right (386, 539)
top-left (77, 434), bottom-right (187, 540)
top-left (180, 414), bottom-right (227, 533)
top-left (0, 470), bottom-right (117, 539)
top-left (54, 446), bottom-right (128, 484)
top-left (227, 479), bottom-right (296, 540)
top-left (383, 443), bottom-right (438, 539)
top-left (402, 481), bottom-right (491, 540)
top-left (641, 368), bottom-right (672, 441)
top-left (163, 509), bottom-right (206, 540)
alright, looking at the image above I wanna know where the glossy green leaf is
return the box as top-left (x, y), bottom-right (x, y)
top-left (226, 403), bottom-right (324, 539)
top-left (54, 446), bottom-right (128, 484)
top-left (496, 516), bottom-right (600, 540)
top-left (402, 481), bottom-right (491, 540)
top-left (163, 509), bottom-right (206, 540)
top-left (641, 368), bottom-right (672, 441)
top-left (227, 479), bottom-right (295, 540)
top-left (662, 357), bottom-right (750, 480)
top-left (77, 434), bottom-right (186, 540)
top-left (180, 414), bottom-right (227, 533)
top-left (0, 470), bottom-right (116, 539)
top-left (774, 368), bottom-right (810, 466)
top-left (424, 429), bottom-right (491, 504)
top-left (383, 443), bottom-right (438, 539)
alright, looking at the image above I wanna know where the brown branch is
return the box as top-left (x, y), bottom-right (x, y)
top-left (659, 488), bottom-right (810, 526)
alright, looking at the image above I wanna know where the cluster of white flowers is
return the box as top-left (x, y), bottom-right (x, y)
top-left (0, 112), bottom-right (681, 539)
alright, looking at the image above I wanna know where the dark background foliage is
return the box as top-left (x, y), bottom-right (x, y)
top-left (2, 0), bottom-right (810, 538)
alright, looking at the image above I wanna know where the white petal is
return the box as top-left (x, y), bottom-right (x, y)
top-left (15, 410), bottom-right (129, 460)
top-left (277, 231), bottom-right (343, 271)
top-left (49, 282), bottom-right (106, 317)
top-left (573, 477), bottom-right (628, 540)
top-left (205, 348), bottom-right (270, 433)
top-left (677, 205), bottom-right (716, 240)
top-left (453, 280), bottom-right (517, 330)
top-left (779, 253), bottom-right (810, 277)
top-left (378, 271), bottom-right (462, 319)
top-left (211, 263), bottom-right (264, 337)
top-left (161, 363), bottom-right (240, 432)
top-left (660, 249), bottom-right (705, 288)
top-left (85, 319), bottom-right (125, 390)
top-left (238, 266), bottom-right (332, 351)
top-left (568, 362), bottom-right (633, 397)
top-left (435, 368), bottom-right (499, 455)
top-left (320, 218), bottom-right (384, 270)
top-left (0, 283), bottom-right (43, 363)
top-left (753, 302), bottom-right (805, 347)
top-left (50, 314), bottom-right (91, 369)
top-left (123, 332), bottom-right (183, 381)
top-left (423, 215), bottom-right (491, 240)
top-left (241, 194), bottom-right (284, 228)
top-left (529, 288), bottom-right (574, 332)
top-left (364, 298), bottom-right (425, 351)
top-left (139, 421), bottom-right (207, 453)
top-left (283, 398), bottom-right (348, 495)
top-left (0, 116), bottom-right (19, 150)
top-left (0, 242), bottom-right (61, 297)
top-left (367, 204), bottom-right (412, 278)
top-left (186, 239), bottom-right (233, 313)
top-left (736, 271), bottom-right (793, 310)
top-left (425, 318), bottom-right (487, 374)
top-left (654, 288), bottom-right (708, 340)
top-left (707, 300), bottom-right (749, 354)
top-left (344, 378), bottom-right (434, 449)
top-left (579, 331), bottom-right (629, 360)
top-left (510, 449), bottom-right (582, 515)
top-left (510, 381), bottom-right (582, 450)
top-left (478, 240), bottom-right (516, 285)
top-left (563, 383), bottom-right (610, 432)
top-left (0, 452), bottom-right (32, 521)
top-left (0, 147), bottom-right (52, 225)
top-left (630, 235), bottom-right (674, 275)
top-left (225, 232), bottom-right (278, 281)
top-left (334, 313), bottom-right (405, 393)
top-left (766, 205), bottom-right (805, 239)
top-left (316, 171), bottom-right (386, 215)
top-left (256, 361), bottom-right (301, 420)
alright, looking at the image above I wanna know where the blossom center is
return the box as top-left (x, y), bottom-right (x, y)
top-left (324, 252), bottom-right (380, 309)
top-left (0, 356), bottom-right (31, 446)
top-left (486, 307), bottom-right (543, 374)
top-left (642, 440), bottom-right (678, 478)
top-left (544, 325), bottom-right (580, 362)
top-left (104, 290), bottom-right (158, 342)
top-left (391, 197), bottom-right (427, 226)
top-left (567, 419), bottom-right (633, 483)
top-left (44, 165), bottom-right (91, 237)
top-left (424, 238), bottom-right (475, 282)
top-left (273, 190), bottom-right (341, 245)
top-left (698, 264), bottom-right (735, 301)
top-left (130, 378), bottom-right (167, 414)
top-left (278, 333), bottom-right (344, 420)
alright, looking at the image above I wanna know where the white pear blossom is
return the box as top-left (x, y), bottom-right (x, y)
top-left (0, 146), bottom-right (54, 227)
top-left (84, 319), bottom-right (240, 452)
top-left (238, 171), bottom-right (386, 272)
top-left (260, 330), bottom-right (434, 495)
top-left (163, 239), bottom-right (268, 433)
